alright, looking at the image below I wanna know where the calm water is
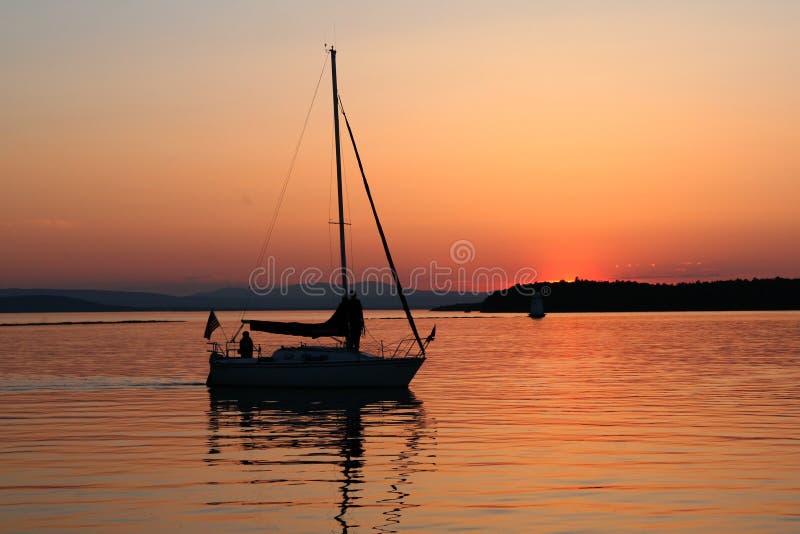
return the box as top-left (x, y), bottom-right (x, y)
top-left (1, 310), bottom-right (799, 532)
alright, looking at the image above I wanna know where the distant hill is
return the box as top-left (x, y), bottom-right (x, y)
top-left (0, 284), bottom-right (488, 312)
top-left (447, 278), bottom-right (800, 313)
top-left (0, 295), bottom-right (133, 313)
top-left (0, 288), bottom-right (182, 308)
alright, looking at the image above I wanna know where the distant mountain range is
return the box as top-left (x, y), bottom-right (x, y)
top-left (0, 283), bottom-right (488, 313)
top-left (0, 295), bottom-right (134, 313)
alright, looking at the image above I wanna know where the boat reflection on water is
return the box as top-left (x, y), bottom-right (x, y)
top-left (206, 387), bottom-right (435, 532)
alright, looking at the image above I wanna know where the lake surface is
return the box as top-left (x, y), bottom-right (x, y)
top-left (1, 310), bottom-right (799, 532)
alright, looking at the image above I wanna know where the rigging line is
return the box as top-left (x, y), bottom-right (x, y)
top-left (347, 220), bottom-right (355, 291)
top-left (363, 325), bottom-right (394, 354)
top-left (328, 114), bottom-right (335, 274)
top-left (343, 150), bottom-right (356, 285)
top-left (229, 322), bottom-right (244, 343)
top-left (338, 96), bottom-right (427, 355)
top-left (328, 217), bottom-right (335, 278)
top-left (219, 323), bottom-right (229, 341)
top-left (362, 329), bottom-right (388, 357)
top-left (239, 53), bottom-right (329, 322)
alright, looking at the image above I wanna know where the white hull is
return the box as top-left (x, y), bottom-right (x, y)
top-left (207, 350), bottom-right (424, 388)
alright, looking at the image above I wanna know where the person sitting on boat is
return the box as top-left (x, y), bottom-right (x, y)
top-left (346, 292), bottom-right (364, 352)
top-left (238, 331), bottom-right (254, 358)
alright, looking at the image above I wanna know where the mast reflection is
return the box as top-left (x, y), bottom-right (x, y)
top-left (206, 387), bottom-right (434, 533)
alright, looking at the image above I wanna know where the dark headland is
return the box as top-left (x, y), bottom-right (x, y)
top-left (433, 278), bottom-right (800, 313)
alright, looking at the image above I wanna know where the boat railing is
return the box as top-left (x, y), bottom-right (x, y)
top-left (209, 337), bottom-right (424, 359)
top-left (207, 341), bottom-right (262, 358)
top-left (388, 337), bottom-right (415, 358)
top-left (360, 337), bottom-right (425, 359)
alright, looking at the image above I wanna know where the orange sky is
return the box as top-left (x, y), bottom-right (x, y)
top-left (1, 2), bottom-right (798, 293)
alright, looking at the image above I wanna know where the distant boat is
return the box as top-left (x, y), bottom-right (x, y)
top-left (529, 294), bottom-right (545, 319)
top-left (205, 47), bottom-right (433, 388)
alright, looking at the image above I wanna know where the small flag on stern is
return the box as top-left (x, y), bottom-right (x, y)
top-left (204, 310), bottom-right (221, 339)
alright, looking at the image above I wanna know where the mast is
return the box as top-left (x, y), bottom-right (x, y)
top-left (330, 47), bottom-right (348, 295)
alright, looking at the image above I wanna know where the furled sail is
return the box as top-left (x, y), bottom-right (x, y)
top-left (243, 299), bottom-right (351, 338)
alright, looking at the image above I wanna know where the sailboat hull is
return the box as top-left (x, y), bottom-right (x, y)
top-left (207, 356), bottom-right (425, 388)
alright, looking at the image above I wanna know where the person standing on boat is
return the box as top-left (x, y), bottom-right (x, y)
top-left (346, 292), bottom-right (364, 352)
top-left (239, 331), bottom-right (254, 358)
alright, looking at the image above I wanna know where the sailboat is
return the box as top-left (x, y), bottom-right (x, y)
top-left (529, 293), bottom-right (545, 319)
top-left (205, 47), bottom-right (433, 388)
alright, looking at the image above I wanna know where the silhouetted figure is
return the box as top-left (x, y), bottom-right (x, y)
top-left (346, 292), bottom-right (364, 352)
top-left (239, 331), bottom-right (254, 358)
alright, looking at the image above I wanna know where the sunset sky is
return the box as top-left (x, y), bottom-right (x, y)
top-left (2, 1), bottom-right (798, 293)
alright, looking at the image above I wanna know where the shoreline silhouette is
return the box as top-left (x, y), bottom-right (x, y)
top-left (435, 277), bottom-right (800, 313)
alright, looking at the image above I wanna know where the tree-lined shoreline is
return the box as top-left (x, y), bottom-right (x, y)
top-left (433, 278), bottom-right (800, 313)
